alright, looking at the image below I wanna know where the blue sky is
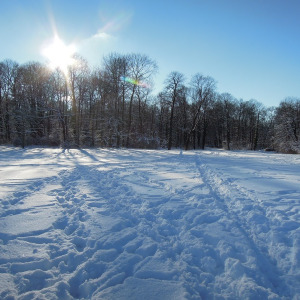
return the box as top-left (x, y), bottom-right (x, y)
top-left (1, 0), bottom-right (300, 107)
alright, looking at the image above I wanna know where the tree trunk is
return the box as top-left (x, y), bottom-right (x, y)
top-left (126, 85), bottom-right (136, 147)
top-left (168, 97), bottom-right (176, 150)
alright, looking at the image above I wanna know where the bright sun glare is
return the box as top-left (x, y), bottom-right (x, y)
top-left (42, 35), bottom-right (76, 74)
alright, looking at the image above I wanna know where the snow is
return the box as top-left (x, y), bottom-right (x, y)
top-left (0, 147), bottom-right (299, 299)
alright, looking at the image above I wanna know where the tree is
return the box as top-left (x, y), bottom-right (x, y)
top-left (0, 60), bottom-right (18, 143)
top-left (12, 62), bottom-right (51, 147)
top-left (125, 53), bottom-right (157, 147)
top-left (274, 98), bottom-right (300, 153)
top-left (163, 71), bottom-right (186, 150)
top-left (232, 99), bottom-right (264, 150)
top-left (67, 54), bottom-right (90, 147)
top-left (218, 93), bottom-right (236, 150)
top-left (103, 53), bottom-right (128, 147)
top-left (185, 74), bottom-right (216, 150)
top-left (48, 69), bottom-right (69, 146)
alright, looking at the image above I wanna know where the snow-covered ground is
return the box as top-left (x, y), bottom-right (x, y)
top-left (0, 147), bottom-right (299, 300)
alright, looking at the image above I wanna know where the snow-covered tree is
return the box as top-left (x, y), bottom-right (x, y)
top-left (274, 98), bottom-right (300, 153)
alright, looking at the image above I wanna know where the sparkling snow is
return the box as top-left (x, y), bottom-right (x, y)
top-left (0, 147), bottom-right (299, 299)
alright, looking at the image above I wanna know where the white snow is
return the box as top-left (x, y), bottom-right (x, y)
top-left (0, 147), bottom-right (299, 299)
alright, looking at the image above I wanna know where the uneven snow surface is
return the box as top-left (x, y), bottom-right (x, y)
top-left (0, 147), bottom-right (299, 299)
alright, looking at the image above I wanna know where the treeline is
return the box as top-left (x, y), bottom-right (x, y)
top-left (0, 53), bottom-right (299, 153)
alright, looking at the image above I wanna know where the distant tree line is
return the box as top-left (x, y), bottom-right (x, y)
top-left (0, 54), bottom-right (299, 153)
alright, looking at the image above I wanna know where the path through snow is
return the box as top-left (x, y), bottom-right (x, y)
top-left (0, 147), bottom-right (299, 299)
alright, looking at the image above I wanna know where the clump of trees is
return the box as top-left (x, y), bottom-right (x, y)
top-left (0, 53), bottom-right (299, 153)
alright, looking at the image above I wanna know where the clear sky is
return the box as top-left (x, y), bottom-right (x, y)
top-left (1, 0), bottom-right (300, 107)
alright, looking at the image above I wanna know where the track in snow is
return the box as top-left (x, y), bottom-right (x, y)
top-left (0, 147), bottom-right (299, 299)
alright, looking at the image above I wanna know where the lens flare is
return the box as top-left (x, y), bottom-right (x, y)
top-left (99, 11), bottom-right (133, 33)
top-left (120, 76), bottom-right (149, 88)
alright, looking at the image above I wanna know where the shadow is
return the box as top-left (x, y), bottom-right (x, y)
top-left (79, 149), bottom-right (99, 162)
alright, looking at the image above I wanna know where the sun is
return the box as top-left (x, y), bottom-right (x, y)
top-left (42, 35), bottom-right (76, 74)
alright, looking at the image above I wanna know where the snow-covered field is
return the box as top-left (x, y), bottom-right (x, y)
top-left (0, 147), bottom-right (299, 300)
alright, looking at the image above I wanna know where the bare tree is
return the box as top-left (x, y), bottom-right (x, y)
top-left (162, 72), bottom-right (186, 150)
top-left (126, 53), bottom-right (157, 147)
top-left (103, 53), bottom-right (128, 147)
top-left (0, 60), bottom-right (18, 143)
top-left (12, 62), bottom-right (51, 147)
top-left (67, 54), bottom-right (90, 147)
top-left (185, 74), bottom-right (216, 150)
top-left (48, 69), bottom-right (69, 146)
top-left (218, 93), bottom-right (237, 150)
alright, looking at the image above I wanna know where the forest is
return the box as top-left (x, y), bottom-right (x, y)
top-left (0, 53), bottom-right (299, 153)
